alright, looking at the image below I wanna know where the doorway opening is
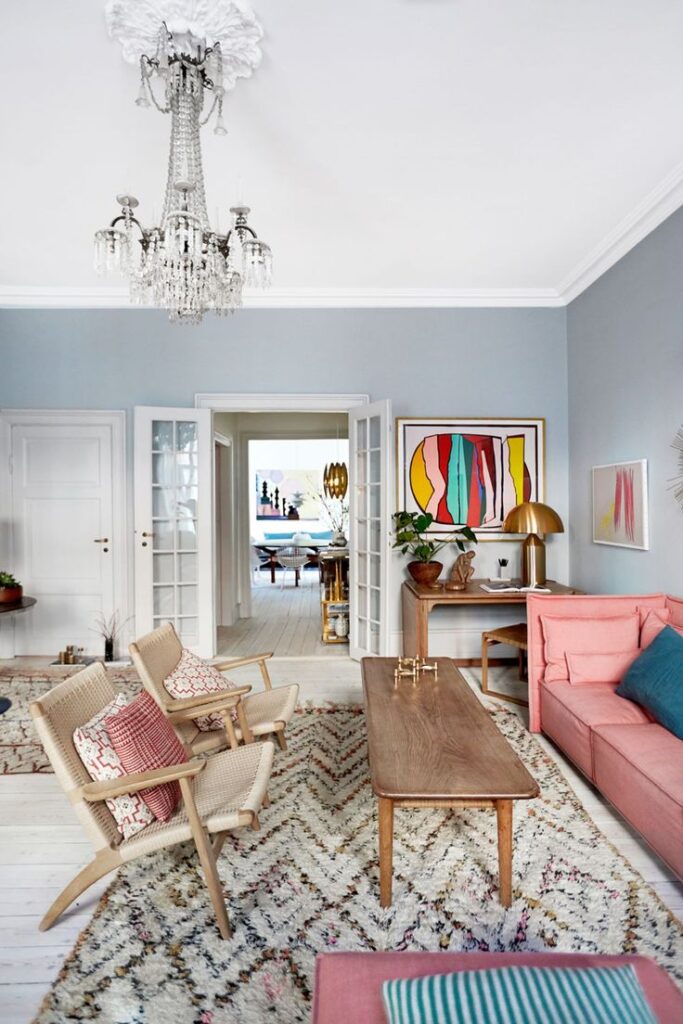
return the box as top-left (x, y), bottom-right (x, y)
top-left (213, 412), bottom-right (350, 658)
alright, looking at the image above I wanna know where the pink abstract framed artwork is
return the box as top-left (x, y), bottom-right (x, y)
top-left (592, 459), bottom-right (649, 550)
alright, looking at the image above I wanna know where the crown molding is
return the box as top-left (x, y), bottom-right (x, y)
top-left (557, 159), bottom-right (683, 304)
top-left (3, 161), bottom-right (683, 313)
top-left (0, 285), bottom-right (563, 309)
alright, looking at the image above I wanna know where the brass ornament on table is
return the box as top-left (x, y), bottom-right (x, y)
top-left (393, 656), bottom-right (439, 688)
top-left (445, 550), bottom-right (475, 591)
top-left (323, 462), bottom-right (348, 500)
top-left (503, 501), bottom-right (564, 586)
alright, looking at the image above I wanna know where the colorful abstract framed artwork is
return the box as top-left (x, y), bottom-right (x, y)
top-left (592, 460), bottom-right (649, 550)
top-left (396, 418), bottom-right (545, 537)
top-left (255, 468), bottom-right (321, 521)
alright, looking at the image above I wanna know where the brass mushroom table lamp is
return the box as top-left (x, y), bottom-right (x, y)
top-left (503, 502), bottom-right (564, 586)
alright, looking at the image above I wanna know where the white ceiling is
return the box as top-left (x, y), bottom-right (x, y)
top-left (2, 0), bottom-right (683, 307)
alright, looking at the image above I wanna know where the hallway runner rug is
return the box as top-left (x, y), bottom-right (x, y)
top-left (33, 704), bottom-right (682, 1023)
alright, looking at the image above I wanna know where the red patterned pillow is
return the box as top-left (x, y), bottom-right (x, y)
top-left (163, 648), bottom-right (237, 732)
top-left (105, 691), bottom-right (187, 822)
top-left (74, 693), bottom-right (154, 839)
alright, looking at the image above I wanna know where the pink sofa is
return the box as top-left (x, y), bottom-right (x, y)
top-left (313, 951), bottom-right (683, 1022)
top-left (527, 593), bottom-right (683, 880)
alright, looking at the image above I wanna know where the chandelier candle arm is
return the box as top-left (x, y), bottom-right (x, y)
top-left (94, 3), bottom-right (271, 323)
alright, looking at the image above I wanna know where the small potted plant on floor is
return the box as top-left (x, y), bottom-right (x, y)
top-left (0, 572), bottom-right (22, 605)
top-left (392, 511), bottom-right (476, 587)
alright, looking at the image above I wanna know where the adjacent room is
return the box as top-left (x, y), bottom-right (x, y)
top-left (1, 2), bottom-right (682, 1022)
top-left (213, 412), bottom-right (350, 657)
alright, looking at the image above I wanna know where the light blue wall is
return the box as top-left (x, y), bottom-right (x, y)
top-left (0, 307), bottom-right (569, 650)
top-left (567, 206), bottom-right (683, 596)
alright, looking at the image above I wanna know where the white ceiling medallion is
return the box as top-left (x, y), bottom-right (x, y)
top-left (96, 1), bottom-right (271, 323)
top-left (105, 0), bottom-right (263, 90)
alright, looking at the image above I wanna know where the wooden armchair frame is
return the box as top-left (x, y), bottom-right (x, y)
top-left (129, 624), bottom-right (299, 757)
top-left (30, 662), bottom-right (274, 940)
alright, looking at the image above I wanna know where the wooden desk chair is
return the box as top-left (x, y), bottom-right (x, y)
top-left (480, 622), bottom-right (529, 707)
top-left (29, 662), bottom-right (274, 939)
top-left (129, 623), bottom-right (299, 755)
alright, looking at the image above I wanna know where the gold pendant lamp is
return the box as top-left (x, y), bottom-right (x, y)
top-left (323, 462), bottom-right (348, 500)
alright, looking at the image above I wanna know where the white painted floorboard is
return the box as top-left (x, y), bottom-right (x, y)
top-left (217, 570), bottom-right (349, 658)
top-left (1, 664), bottom-right (681, 1023)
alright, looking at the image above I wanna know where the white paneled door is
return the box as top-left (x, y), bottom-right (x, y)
top-left (134, 407), bottom-right (214, 657)
top-left (9, 417), bottom-right (121, 656)
top-left (349, 400), bottom-right (392, 660)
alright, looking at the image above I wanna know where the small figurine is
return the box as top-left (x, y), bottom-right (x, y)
top-left (445, 549), bottom-right (475, 591)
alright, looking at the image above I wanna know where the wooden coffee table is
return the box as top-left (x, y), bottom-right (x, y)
top-left (362, 658), bottom-right (539, 908)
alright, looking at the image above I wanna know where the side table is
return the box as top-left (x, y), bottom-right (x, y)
top-left (0, 597), bottom-right (38, 713)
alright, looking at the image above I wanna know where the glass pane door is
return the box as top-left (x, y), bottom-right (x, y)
top-left (151, 419), bottom-right (199, 645)
top-left (135, 407), bottom-right (214, 656)
top-left (349, 400), bottom-right (391, 659)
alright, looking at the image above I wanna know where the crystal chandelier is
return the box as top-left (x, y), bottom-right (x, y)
top-left (95, 18), bottom-right (271, 323)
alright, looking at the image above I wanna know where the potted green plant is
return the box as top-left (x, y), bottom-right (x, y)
top-left (392, 511), bottom-right (476, 586)
top-left (0, 572), bottom-right (23, 605)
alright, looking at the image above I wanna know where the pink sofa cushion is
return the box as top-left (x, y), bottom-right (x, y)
top-left (567, 651), bottom-right (639, 685)
top-left (540, 682), bottom-right (650, 780)
top-left (666, 595), bottom-right (683, 628)
top-left (640, 609), bottom-right (683, 649)
top-left (541, 614), bottom-right (640, 683)
top-left (592, 724), bottom-right (683, 880)
top-left (313, 952), bottom-right (683, 1024)
top-left (526, 594), bottom-right (667, 734)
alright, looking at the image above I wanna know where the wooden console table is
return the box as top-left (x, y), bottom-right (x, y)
top-left (401, 579), bottom-right (580, 662)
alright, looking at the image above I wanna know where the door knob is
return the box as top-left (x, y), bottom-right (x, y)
top-left (141, 530), bottom-right (154, 548)
top-left (94, 537), bottom-right (109, 553)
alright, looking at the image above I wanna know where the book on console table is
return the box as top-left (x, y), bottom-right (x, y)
top-left (480, 582), bottom-right (552, 593)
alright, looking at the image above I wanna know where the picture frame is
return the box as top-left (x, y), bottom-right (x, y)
top-left (396, 417), bottom-right (545, 537)
top-left (592, 459), bottom-right (649, 550)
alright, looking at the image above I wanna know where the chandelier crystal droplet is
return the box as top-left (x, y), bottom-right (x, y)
top-left (94, 23), bottom-right (271, 323)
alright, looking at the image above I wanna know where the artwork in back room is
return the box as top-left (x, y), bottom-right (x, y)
top-left (397, 418), bottom-right (545, 536)
top-left (256, 469), bottom-right (322, 520)
top-left (592, 459), bottom-right (649, 550)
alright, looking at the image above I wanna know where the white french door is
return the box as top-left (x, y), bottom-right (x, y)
top-left (349, 399), bottom-right (392, 659)
top-left (134, 407), bottom-right (214, 657)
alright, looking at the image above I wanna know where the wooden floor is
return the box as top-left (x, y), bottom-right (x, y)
top-left (1, 663), bottom-right (681, 1023)
top-left (217, 569), bottom-right (349, 657)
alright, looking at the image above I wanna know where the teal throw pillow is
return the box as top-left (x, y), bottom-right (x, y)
top-left (616, 625), bottom-right (683, 740)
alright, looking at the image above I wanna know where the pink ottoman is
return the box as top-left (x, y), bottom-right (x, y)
top-left (312, 951), bottom-right (683, 1023)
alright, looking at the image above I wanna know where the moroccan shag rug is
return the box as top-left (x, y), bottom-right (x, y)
top-left (0, 666), bottom-right (141, 773)
top-left (33, 704), bottom-right (682, 1023)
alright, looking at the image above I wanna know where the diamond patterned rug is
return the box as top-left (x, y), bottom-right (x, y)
top-left (0, 667), bottom-right (141, 773)
top-left (34, 705), bottom-right (682, 1023)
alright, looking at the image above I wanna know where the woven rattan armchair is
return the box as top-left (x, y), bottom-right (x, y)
top-left (129, 623), bottom-right (299, 755)
top-left (30, 662), bottom-right (274, 939)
